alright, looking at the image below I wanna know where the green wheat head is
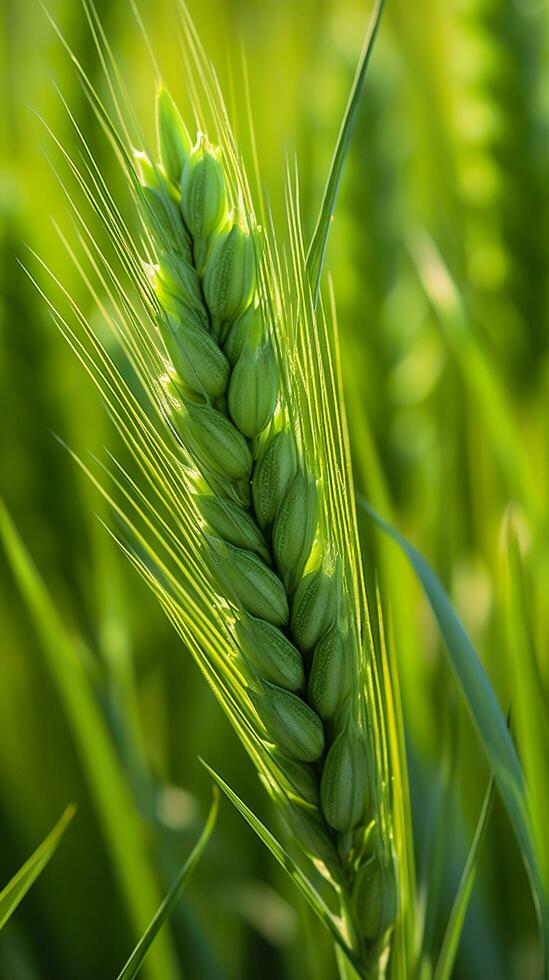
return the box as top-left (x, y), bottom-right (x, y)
top-left (33, 3), bottom-right (404, 976)
top-left (135, 85), bottom-right (398, 973)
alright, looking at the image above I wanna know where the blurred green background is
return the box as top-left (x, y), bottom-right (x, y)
top-left (1, 0), bottom-right (548, 977)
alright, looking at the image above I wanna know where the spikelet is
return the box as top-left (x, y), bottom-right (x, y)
top-left (307, 626), bottom-right (348, 720)
top-left (175, 400), bottom-right (252, 481)
top-left (181, 135), bottom-right (228, 269)
top-left (320, 727), bottom-right (370, 832)
top-left (353, 849), bottom-right (398, 941)
top-left (235, 616), bottom-right (304, 690)
top-left (162, 317), bottom-right (229, 399)
top-left (228, 338), bottom-right (278, 438)
top-left (254, 683), bottom-right (325, 762)
top-left (156, 85), bottom-right (192, 187)
top-left (252, 429), bottom-right (297, 529)
top-left (203, 211), bottom-right (257, 333)
top-left (199, 496), bottom-right (270, 562)
top-left (290, 568), bottom-right (340, 653)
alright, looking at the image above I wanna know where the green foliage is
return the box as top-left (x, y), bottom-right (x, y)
top-left (361, 499), bottom-right (548, 956)
top-left (116, 790), bottom-right (219, 980)
top-left (1, 0), bottom-right (548, 977)
top-left (433, 778), bottom-right (495, 980)
top-left (0, 806), bottom-right (76, 931)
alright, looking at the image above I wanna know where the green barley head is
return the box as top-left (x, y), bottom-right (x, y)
top-left (39, 4), bottom-right (402, 976)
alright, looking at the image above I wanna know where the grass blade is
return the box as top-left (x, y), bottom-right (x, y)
top-left (359, 498), bottom-right (548, 970)
top-left (0, 499), bottom-right (177, 980)
top-left (433, 778), bottom-right (495, 980)
top-left (503, 513), bottom-right (549, 897)
top-left (116, 789), bottom-right (219, 980)
top-left (0, 805), bottom-right (76, 930)
top-left (305, 0), bottom-right (385, 308)
top-left (417, 719), bottom-right (458, 977)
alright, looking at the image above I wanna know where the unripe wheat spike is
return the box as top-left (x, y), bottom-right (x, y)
top-left (128, 84), bottom-right (398, 975)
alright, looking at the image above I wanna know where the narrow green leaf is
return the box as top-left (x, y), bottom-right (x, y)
top-left (504, 515), bottom-right (549, 895)
top-left (116, 790), bottom-right (219, 980)
top-left (0, 805), bottom-right (76, 930)
top-left (306, 0), bottom-right (385, 308)
top-left (418, 717), bottom-right (459, 976)
top-left (433, 778), bottom-right (495, 980)
top-left (359, 498), bottom-right (548, 969)
top-left (200, 760), bottom-right (362, 974)
top-left (0, 499), bottom-right (177, 980)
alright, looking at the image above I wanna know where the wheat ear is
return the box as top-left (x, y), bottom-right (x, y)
top-left (132, 85), bottom-right (397, 974)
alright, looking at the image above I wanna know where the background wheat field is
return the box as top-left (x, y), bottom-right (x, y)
top-left (1, 0), bottom-right (548, 978)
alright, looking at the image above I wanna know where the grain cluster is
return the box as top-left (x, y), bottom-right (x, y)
top-left (136, 86), bottom-right (397, 963)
